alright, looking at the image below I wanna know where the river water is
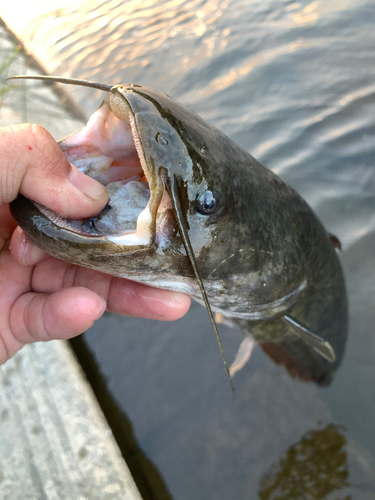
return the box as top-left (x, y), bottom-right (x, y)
top-left (6, 0), bottom-right (375, 498)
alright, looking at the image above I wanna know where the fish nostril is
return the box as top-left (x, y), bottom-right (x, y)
top-left (156, 132), bottom-right (169, 146)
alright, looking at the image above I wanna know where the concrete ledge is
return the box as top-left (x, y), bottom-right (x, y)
top-left (0, 341), bottom-right (142, 500)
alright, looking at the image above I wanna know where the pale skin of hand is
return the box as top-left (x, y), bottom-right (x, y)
top-left (0, 124), bottom-right (190, 365)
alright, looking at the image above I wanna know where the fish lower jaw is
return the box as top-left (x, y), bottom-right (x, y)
top-left (105, 274), bottom-right (198, 295)
top-left (105, 232), bottom-right (148, 245)
top-left (33, 187), bottom-right (154, 247)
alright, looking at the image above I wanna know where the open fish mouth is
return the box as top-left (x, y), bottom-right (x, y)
top-left (36, 96), bottom-right (174, 248)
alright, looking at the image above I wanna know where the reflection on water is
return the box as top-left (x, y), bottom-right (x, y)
top-left (259, 425), bottom-right (350, 500)
top-left (3, 0), bottom-right (375, 498)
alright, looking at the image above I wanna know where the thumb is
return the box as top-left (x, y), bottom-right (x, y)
top-left (0, 124), bottom-right (108, 218)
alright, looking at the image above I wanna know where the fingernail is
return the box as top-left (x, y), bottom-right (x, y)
top-left (10, 227), bottom-right (47, 267)
top-left (69, 166), bottom-right (108, 201)
top-left (97, 295), bottom-right (107, 317)
top-left (164, 291), bottom-right (190, 306)
top-left (23, 240), bottom-right (47, 267)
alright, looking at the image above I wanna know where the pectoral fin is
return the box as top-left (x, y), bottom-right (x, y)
top-left (229, 336), bottom-right (256, 377)
top-left (282, 315), bottom-right (336, 363)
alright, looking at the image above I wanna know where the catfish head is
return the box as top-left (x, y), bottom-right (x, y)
top-left (9, 75), bottom-right (336, 391)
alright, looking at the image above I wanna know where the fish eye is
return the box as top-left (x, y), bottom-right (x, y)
top-left (196, 190), bottom-right (219, 215)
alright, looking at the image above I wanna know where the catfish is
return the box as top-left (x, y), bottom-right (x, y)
top-left (8, 75), bottom-right (348, 391)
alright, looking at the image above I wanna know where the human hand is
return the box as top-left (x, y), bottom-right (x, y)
top-left (0, 124), bottom-right (190, 364)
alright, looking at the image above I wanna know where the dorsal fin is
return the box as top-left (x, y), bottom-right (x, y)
top-left (328, 232), bottom-right (342, 251)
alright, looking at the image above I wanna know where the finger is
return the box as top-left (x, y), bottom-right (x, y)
top-left (10, 226), bottom-right (47, 267)
top-left (106, 276), bottom-right (191, 321)
top-left (0, 204), bottom-right (17, 250)
top-left (0, 124), bottom-right (108, 218)
top-left (8, 287), bottom-right (106, 349)
top-left (31, 257), bottom-right (191, 321)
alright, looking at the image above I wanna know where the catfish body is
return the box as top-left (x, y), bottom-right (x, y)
top-left (9, 76), bottom-right (348, 386)
top-left (232, 229), bottom-right (347, 385)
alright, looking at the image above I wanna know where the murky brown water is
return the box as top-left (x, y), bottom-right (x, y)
top-left (4, 0), bottom-right (375, 498)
